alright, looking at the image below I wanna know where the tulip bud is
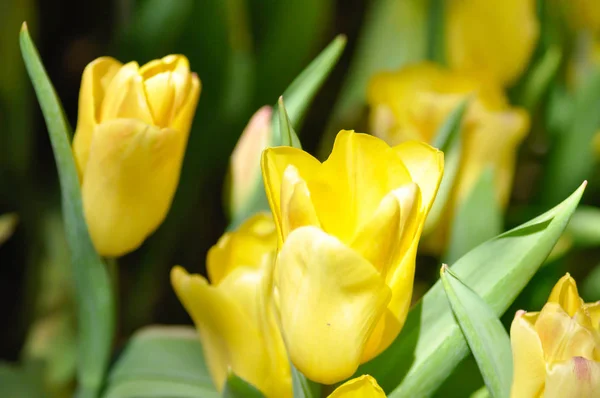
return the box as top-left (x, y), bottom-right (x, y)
top-left (446, 0), bottom-right (539, 87)
top-left (510, 274), bottom-right (600, 397)
top-left (72, 55), bottom-right (201, 257)
top-left (227, 106), bottom-right (272, 221)
top-left (327, 375), bottom-right (386, 397)
top-left (261, 130), bottom-right (444, 383)
top-left (171, 213), bottom-right (291, 398)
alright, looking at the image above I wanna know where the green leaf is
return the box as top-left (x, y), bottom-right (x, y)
top-left (20, 23), bottom-right (114, 398)
top-left (103, 326), bottom-right (218, 398)
top-left (565, 206), bottom-right (600, 247)
top-left (291, 363), bottom-right (321, 398)
top-left (270, 35), bottom-right (346, 145)
top-left (359, 182), bottom-right (586, 396)
top-left (440, 265), bottom-right (512, 398)
top-left (470, 386), bottom-right (491, 398)
top-left (277, 97), bottom-right (302, 148)
top-left (222, 372), bottom-right (264, 398)
top-left (317, 0), bottom-right (429, 158)
top-left (445, 168), bottom-right (503, 264)
top-left (517, 47), bottom-right (562, 111)
top-left (424, 99), bottom-right (469, 235)
top-left (0, 362), bottom-right (45, 398)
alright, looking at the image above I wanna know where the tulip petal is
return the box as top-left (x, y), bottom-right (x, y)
top-left (327, 375), bottom-right (386, 398)
top-left (207, 213), bottom-right (277, 285)
top-left (548, 273), bottom-right (584, 317)
top-left (171, 266), bottom-right (291, 398)
top-left (544, 357), bottom-right (600, 398)
top-left (276, 226), bottom-right (391, 384)
top-left (170, 72), bottom-right (201, 140)
top-left (81, 119), bottom-right (186, 256)
top-left (509, 310), bottom-right (546, 398)
top-left (73, 57), bottom-right (122, 175)
top-left (583, 302), bottom-right (600, 331)
top-left (261, 147), bottom-right (322, 243)
top-left (280, 165), bottom-right (321, 239)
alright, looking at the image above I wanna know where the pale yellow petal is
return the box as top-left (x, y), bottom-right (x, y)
top-left (548, 273), bottom-right (584, 317)
top-left (584, 302), bottom-right (600, 332)
top-left (544, 358), bottom-right (600, 398)
top-left (327, 375), bottom-right (386, 398)
top-left (73, 57), bottom-right (122, 176)
top-left (509, 311), bottom-right (546, 398)
top-left (276, 226), bottom-right (391, 384)
top-left (82, 119), bottom-right (185, 256)
top-left (261, 147), bottom-right (322, 243)
top-left (280, 165), bottom-right (321, 239)
top-left (446, 0), bottom-right (539, 86)
top-left (170, 71), bottom-right (201, 140)
top-left (206, 213), bottom-right (277, 285)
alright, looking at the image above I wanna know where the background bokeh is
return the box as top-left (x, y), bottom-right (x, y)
top-left (1, 0), bottom-right (599, 396)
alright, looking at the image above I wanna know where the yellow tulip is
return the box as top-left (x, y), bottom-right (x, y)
top-left (72, 55), bottom-right (200, 257)
top-left (170, 213), bottom-right (291, 398)
top-left (327, 375), bottom-right (386, 397)
top-left (510, 274), bottom-right (600, 398)
top-left (565, 0), bottom-right (600, 32)
top-left (446, 0), bottom-right (539, 87)
top-left (368, 63), bottom-right (528, 253)
top-left (261, 130), bottom-right (444, 384)
top-left (228, 106), bottom-right (272, 220)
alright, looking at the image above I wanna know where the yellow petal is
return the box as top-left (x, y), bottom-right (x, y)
top-left (446, 0), bottom-right (539, 87)
top-left (81, 119), bottom-right (186, 256)
top-left (171, 266), bottom-right (291, 398)
top-left (170, 71), bottom-right (201, 140)
top-left (280, 165), bottom-right (321, 240)
top-left (206, 212), bottom-right (277, 285)
top-left (535, 303), bottom-right (598, 363)
top-left (509, 310), bottom-right (546, 398)
top-left (276, 226), bottom-right (391, 384)
top-left (73, 57), bottom-right (122, 176)
top-left (327, 375), bottom-right (386, 398)
top-left (261, 146), bottom-right (322, 243)
top-left (544, 358), bottom-right (600, 398)
top-left (548, 273), bottom-right (584, 317)
top-left (583, 302), bottom-right (600, 332)
top-left (99, 61), bottom-right (154, 125)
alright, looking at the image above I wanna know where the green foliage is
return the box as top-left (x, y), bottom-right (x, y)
top-left (222, 373), bottom-right (265, 398)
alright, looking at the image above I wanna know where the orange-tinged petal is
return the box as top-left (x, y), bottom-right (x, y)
top-left (548, 273), bottom-right (584, 317)
top-left (510, 310), bottom-right (546, 398)
top-left (276, 226), bottom-right (391, 384)
top-left (544, 357), bottom-right (600, 398)
top-left (73, 57), bottom-right (122, 176)
top-left (81, 119), bottom-right (185, 256)
top-left (327, 375), bottom-right (386, 398)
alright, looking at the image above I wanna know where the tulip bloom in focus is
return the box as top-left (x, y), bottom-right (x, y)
top-left (510, 274), bottom-right (600, 397)
top-left (171, 214), bottom-right (291, 398)
top-left (262, 130), bottom-right (443, 383)
top-left (446, 0), bottom-right (539, 87)
top-left (327, 375), bottom-right (386, 397)
top-left (72, 55), bottom-right (200, 256)
top-left (368, 63), bottom-right (528, 253)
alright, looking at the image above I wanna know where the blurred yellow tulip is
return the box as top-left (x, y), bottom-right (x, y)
top-left (262, 130), bottom-right (443, 383)
top-left (327, 375), bottom-right (386, 397)
top-left (566, 0), bottom-right (600, 32)
top-left (228, 106), bottom-right (273, 220)
top-left (72, 55), bottom-right (200, 257)
top-left (510, 274), bottom-right (600, 398)
top-left (170, 213), bottom-right (291, 398)
top-left (368, 63), bottom-right (529, 253)
top-left (446, 0), bottom-right (539, 87)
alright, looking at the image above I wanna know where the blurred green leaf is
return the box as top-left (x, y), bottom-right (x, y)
top-left (582, 262), bottom-right (600, 301)
top-left (359, 182), bottom-right (586, 396)
top-left (445, 168), bottom-right (503, 264)
top-left (20, 24), bottom-right (114, 398)
top-left (104, 326), bottom-right (218, 398)
top-left (276, 97), bottom-right (302, 148)
top-left (222, 372), bottom-right (264, 398)
top-left (565, 206), bottom-right (600, 247)
top-left (517, 47), bottom-right (562, 111)
top-left (0, 213), bottom-right (18, 246)
top-left (470, 386), bottom-right (491, 398)
top-left (0, 362), bottom-right (45, 398)
top-left (431, 98), bottom-right (469, 151)
top-left (441, 266), bottom-right (512, 398)
top-left (318, 0), bottom-right (429, 158)
top-left (291, 363), bottom-right (320, 398)
top-left (543, 69), bottom-right (600, 204)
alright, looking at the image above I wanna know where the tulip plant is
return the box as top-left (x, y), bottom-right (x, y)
top-left (3, 1), bottom-right (600, 398)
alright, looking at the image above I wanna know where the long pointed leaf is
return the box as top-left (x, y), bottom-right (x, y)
top-left (222, 372), bottom-right (264, 398)
top-left (20, 23), bottom-right (114, 398)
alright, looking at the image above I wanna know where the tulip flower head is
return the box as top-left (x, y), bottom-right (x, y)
top-left (171, 213), bottom-right (291, 398)
top-left (510, 274), bottom-right (600, 397)
top-left (73, 55), bottom-right (200, 257)
top-left (262, 130), bottom-right (443, 383)
top-left (327, 375), bottom-right (386, 397)
top-left (368, 63), bottom-right (528, 252)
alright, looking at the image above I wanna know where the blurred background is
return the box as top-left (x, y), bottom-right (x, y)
top-left (1, 0), bottom-right (599, 396)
